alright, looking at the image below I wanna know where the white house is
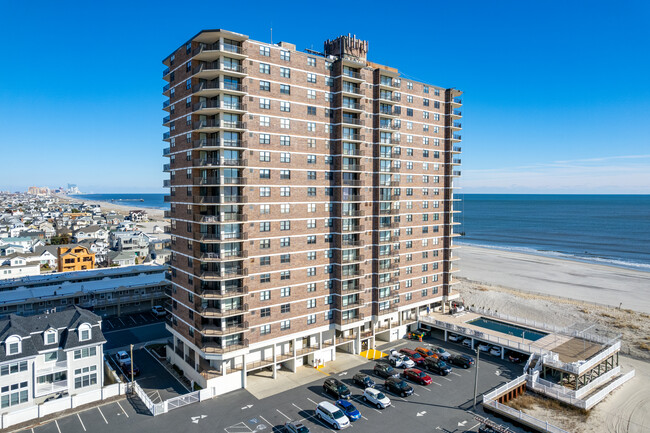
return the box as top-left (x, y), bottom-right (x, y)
top-left (72, 226), bottom-right (109, 243)
top-left (0, 255), bottom-right (41, 280)
top-left (0, 307), bottom-right (105, 413)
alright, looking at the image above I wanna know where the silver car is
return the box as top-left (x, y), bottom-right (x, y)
top-left (363, 387), bottom-right (391, 409)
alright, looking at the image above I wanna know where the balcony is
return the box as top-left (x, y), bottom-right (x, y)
top-left (342, 254), bottom-right (364, 263)
top-left (193, 43), bottom-right (248, 60)
top-left (194, 120), bottom-right (246, 131)
top-left (342, 133), bottom-right (364, 142)
top-left (198, 303), bottom-right (249, 317)
top-left (342, 163), bottom-right (364, 171)
top-left (452, 158), bottom-right (461, 165)
top-left (342, 178), bottom-right (363, 186)
top-left (452, 146), bottom-right (462, 153)
top-left (341, 85), bottom-right (362, 96)
top-left (163, 179), bottom-right (171, 188)
top-left (379, 122), bottom-right (400, 131)
top-left (342, 224), bottom-right (364, 233)
top-left (201, 322), bottom-right (248, 336)
top-left (378, 236), bottom-right (393, 244)
top-left (342, 70), bottom-right (363, 81)
top-left (342, 148), bottom-right (364, 157)
top-left (341, 102), bottom-right (364, 112)
top-left (193, 100), bottom-right (246, 113)
top-left (197, 231), bottom-right (247, 242)
top-left (36, 360), bottom-right (68, 376)
top-left (341, 117), bottom-right (364, 126)
top-left (199, 286), bottom-right (248, 299)
top-left (35, 379), bottom-right (68, 397)
top-left (163, 99), bottom-right (170, 110)
top-left (451, 109), bottom-right (462, 117)
top-left (163, 67), bottom-right (170, 78)
top-left (452, 96), bottom-right (462, 105)
top-left (195, 213), bottom-right (246, 224)
top-left (193, 138), bottom-right (246, 149)
top-left (196, 250), bottom-right (247, 261)
top-left (379, 208), bottom-right (399, 215)
top-left (378, 277), bottom-right (398, 287)
top-left (193, 82), bottom-right (248, 96)
top-left (340, 313), bottom-right (365, 326)
top-left (164, 210), bottom-right (172, 218)
top-left (201, 339), bottom-right (248, 354)
top-left (341, 298), bottom-right (364, 309)
top-left (379, 79), bottom-right (400, 89)
top-left (162, 115), bottom-right (170, 125)
top-left (193, 195), bottom-right (247, 206)
top-left (452, 170), bottom-right (462, 176)
top-left (341, 209), bottom-right (364, 217)
top-left (341, 194), bottom-right (362, 202)
top-left (163, 147), bottom-right (171, 157)
top-left (163, 163), bottom-right (171, 172)
top-left (341, 239), bottom-right (364, 247)
top-left (452, 133), bottom-right (462, 141)
top-left (452, 121), bottom-right (462, 129)
top-left (193, 177), bottom-right (247, 186)
top-left (379, 107), bottom-right (395, 116)
top-left (379, 94), bottom-right (400, 103)
top-left (162, 83), bottom-right (170, 93)
top-left (193, 157), bottom-right (247, 167)
top-left (163, 131), bottom-right (170, 141)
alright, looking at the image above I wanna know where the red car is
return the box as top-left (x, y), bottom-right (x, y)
top-left (401, 368), bottom-right (432, 385)
top-left (399, 348), bottom-right (425, 365)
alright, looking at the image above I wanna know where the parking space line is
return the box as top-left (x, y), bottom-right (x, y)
top-left (97, 406), bottom-right (108, 424)
top-left (116, 401), bottom-right (129, 417)
top-left (361, 415), bottom-right (368, 420)
top-left (306, 397), bottom-right (318, 405)
top-left (414, 393), bottom-right (420, 396)
top-left (422, 387), bottom-right (432, 392)
top-left (292, 403), bottom-right (303, 411)
top-left (276, 409), bottom-right (291, 420)
top-left (259, 415), bottom-right (273, 427)
top-left (118, 318), bottom-right (125, 326)
top-left (451, 372), bottom-right (462, 377)
top-left (130, 316), bottom-right (137, 324)
top-left (77, 413), bottom-right (87, 431)
top-left (139, 314), bottom-right (148, 322)
top-left (54, 419), bottom-right (62, 433)
top-left (431, 381), bottom-right (442, 386)
top-left (441, 376), bottom-right (452, 382)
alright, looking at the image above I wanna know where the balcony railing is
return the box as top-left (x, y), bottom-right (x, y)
top-left (193, 196), bottom-right (247, 205)
top-left (342, 86), bottom-right (362, 95)
top-left (35, 380), bottom-right (68, 397)
top-left (453, 171), bottom-right (462, 176)
top-left (193, 158), bottom-right (247, 167)
top-left (193, 43), bottom-right (246, 56)
top-left (343, 71), bottom-right (362, 79)
top-left (342, 195), bottom-right (362, 202)
top-left (193, 177), bottom-right (247, 186)
top-left (194, 120), bottom-right (246, 130)
top-left (198, 303), bottom-right (248, 317)
top-left (342, 163), bottom-right (363, 171)
top-left (342, 117), bottom-right (364, 126)
top-left (342, 179), bottom-right (362, 186)
top-left (341, 255), bottom-right (364, 263)
top-left (342, 102), bottom-right (364, 110)
top-left (201, 338), bottom-right (249, 354)
top-left (342, 133), bottom-right (364, 141)
top-left (452, 109), bottom-right (462, 116)
top-left (341, 239), bottom-right (364, 247)
top-left (453, 97), bottom-right (462, 104)
top-left (199, 286), bottom-right (248, 298)
top-left (193, 138), bottom-right (245, 148)
top-left (453, 159), bottom-right (461, 164)
top-left (453, 146), bottom-right (462, 152)
top-left (201, 322), bottom-right (248, 336)
top-left (340, 313), bottom-right (364, 325)
top-left (195, 213), bottom-right (246, 223)
top-left (36, 360), bottom-right (68, 376)
top-left (452, 134), bottom-right (462, 140)
top-left (163, 99), bottom-right (170, 109)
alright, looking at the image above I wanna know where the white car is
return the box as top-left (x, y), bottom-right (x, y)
top-left (478, 343), bottom-right (491, 352)
top-left (462, 338), bottom-right (472, 348)
top-left (489, 346), bottom-right (502, 357)
top-left (116, 350), bottom-right (131, 367)
top-left (448, 334), bottom-right (463, 343)
top-left (151, 305), bottom-right (166, 317)
top-left (315, 401), bottom-right (350, 429)
top-left (362, 387), bottom-right (391, 409)
top-left (432, 347), bottom-right (451, 360)
top-left (388, 350), bottom-right (415, 368)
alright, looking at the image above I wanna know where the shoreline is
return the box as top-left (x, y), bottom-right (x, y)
top-left (54, 193), bottom-right (166, 220)
top-left (456, 244), bottom-right (650, 313)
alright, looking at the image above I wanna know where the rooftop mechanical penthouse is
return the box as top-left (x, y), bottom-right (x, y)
top-left (162, 29), bottom-right (463, 391)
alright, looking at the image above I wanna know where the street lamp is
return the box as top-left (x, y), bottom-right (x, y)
top-left (130, 344), bottom-right (135, 385)
top-left (473, 346), bottom-right (480, 411)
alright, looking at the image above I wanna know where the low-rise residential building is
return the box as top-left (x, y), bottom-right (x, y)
top-left (128, 210), bottom-right (148, 223)
top-left (0, 265), bottom-right (169, 318)
top-left (0, 255), bottom-right (41, 280)
top-left (57, 246), bottom-right (95, 272)
top-left (71, 226), bottom-right (109, 243)
top-left (0, 307), bottom-right (105, 413)
top-left (107, 251), bottom-right (137, 267)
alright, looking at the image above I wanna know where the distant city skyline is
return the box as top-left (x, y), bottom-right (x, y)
top-left (1, 0), bottom-right (648, 194)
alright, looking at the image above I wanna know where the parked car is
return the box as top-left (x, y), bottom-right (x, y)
top-left (315, 401), bottom-right (350, 429)
top-left (401, 368), bottom-right (432, 385)
top-left (388, 350), bottom-right (415, 368)
top-left (477, 343), bottom-right (491, 352)
top-left (151, 305), bottom-right (166, 317)
top-left (116, 350), bottom-right (131, 367)
top-left (423, 357), bottom-right (452, 376)
top-left (489, 346), bottom-right (502, 357)
top-left (448, 334), bottom-right (463, 343)
top-left (335, 399), bottom-right (361, 421)
top-left (384, 377), bottom-right (414, 397)
top-left (399, 348), bottom-right (425, 366)
top-left (121, 361), bottom-right (140, 377)
top-left (323, 378), bottom-right (351, 400)
top-left (415, 346), bottom-right (437, 359)
top-left (462, 338), bottom-right (472, 348)
top-left (374, 363), bottom-right (399, 379)
top-left (285, 421), bottom-right (310, 433)
top-left (362, 387), bottom-right (391, 409)
top-left (447, 354), bottom-right (475, 369)
top-left (353, 373), bottom-right (375, 388)
top-left (506, 350), bottom-right (526, 363)
top-left (432, 347), bottom-right (451, 360)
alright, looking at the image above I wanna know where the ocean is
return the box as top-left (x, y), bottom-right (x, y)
top-left (70, 193), bottom-right (168, 210)
top-left (456, 194), bottom-right (650, 271)
top-left (70, 193), bottom-right (650, 271)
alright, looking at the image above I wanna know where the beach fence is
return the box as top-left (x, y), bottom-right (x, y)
top-left (131, 381), bottom-right (215, 416)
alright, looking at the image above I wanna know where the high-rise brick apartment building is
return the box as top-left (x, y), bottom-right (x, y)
top-left (162, 29), bottom-right (462, 391)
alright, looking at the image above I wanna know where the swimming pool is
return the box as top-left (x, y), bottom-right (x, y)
top-left (467, 317), bottom-right (548, 341)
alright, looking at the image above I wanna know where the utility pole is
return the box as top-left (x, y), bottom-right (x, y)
top-left (130, 344), bottom-right (135, 386)
top-left (473, 347), bottom-right (480, 410)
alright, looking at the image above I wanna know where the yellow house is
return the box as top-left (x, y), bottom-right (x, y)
top-left (57, 246), bottom-right (95, 272)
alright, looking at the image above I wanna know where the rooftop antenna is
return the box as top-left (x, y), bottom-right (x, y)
top-left (270, 27), bottom-right (273, 44)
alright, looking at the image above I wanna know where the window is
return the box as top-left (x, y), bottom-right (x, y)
top-left (260, 221), bottom-right (270, 231)
top-left (280, 170), bottom-right (291, 179)
top-left (260, 290), bottom-right (270, 301)
top-left (259, 169), bottom-right (270, 179)
top-left (280, 50), bottom-right (290, 61)
top-left (74, 347), bottom-right (97, 360)
top-left (280, 84), bottom-right (290, 95)
top-left (260, 46), bottom-right (270, 56)
top-left (260, 256), bottom-right (270, 266)
top-left (259, 81), bottom-right (270, 91)
top-left (281, 304), bottom-right (290, 313)
top-left (259, 98), bottom-right (270, 109)
top-left (260, 324), bottom-right (271, 335)
top-left (260, 308), bottom-right (270, 318)
top-left (307, 219), bottom-right (316, 229)
top-left (260, 274), bottom-right (271, 284)
top-left (406, 108), bottom-right (413, 117)
top-left (307, 299), bottom-right (316, 309)
top-left (45, 329), bottom-right (57, 345)
top-left (307, 89), bottom-right (316, 99)
top-left (307, 314), bottom-right (316, 325)
top-left (0, 382), bottom-right (28, 408)
top-left (280, 320), bottom-right (290, 330)
top-left (78, 324), bottom-right (91, 341)
top-left (260, 239), bottom-right (270, 249)
top-left (280, 135), bottom-right (291, 145)
top-left (259, 133), bottom-right (270, 144)
top-left (259, 115), bottom-right (270, 127)
top-left (280, 237), bottom-right (290, 247)
top-left (0, 361), bottom-right (27, 377)
top-left (307, 57), bottom-right (316, 67)
top-left (44, 352), bottom-right (57, 362)
top-left (5, 336), bottom-right (20, 356)
top-left (259, 63), bottom-right (270, 74)
top-left (280, 67), bottom-right (290, 78)
top-left (259, 151), bottom-right (270, 162)
top-left (280, 152), bottom-right (291, 163)
top-left (259, 187), bottom-right (270, 197)
top-left (280, 187), bottom-right (291, 197)
top-left (307, 235), bottom-right (316, 244)
top-left (280, 221), bottom-right (291, 230)
top-left (74, 365), bottom-right (97, 389)
top-left (307, 106), bottom-right (316, 116)
top-left (280, 270), bottom-right (291, 280)
top-left (307, 73), bottom-right (317, 83)
top-left (307, 122), bottom-right (316, 132)
top-left (281, 254), bottom-right (290, 263)
top-left (280, 101), bottom-right (290, 112)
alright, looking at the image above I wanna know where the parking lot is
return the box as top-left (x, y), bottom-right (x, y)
top-left (102, 312), bottom-right (164, 333)
top-left (16, 332), bottom-right (526, 433)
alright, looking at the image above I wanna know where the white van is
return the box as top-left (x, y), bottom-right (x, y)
top-left (315, 401), bottom-right (350, 429)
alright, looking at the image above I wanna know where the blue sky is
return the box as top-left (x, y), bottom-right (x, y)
top-left (0, 0), bottom-right (648, 194)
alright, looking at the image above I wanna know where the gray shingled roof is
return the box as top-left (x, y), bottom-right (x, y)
top-left (0, 306), bottom-right (105, 363)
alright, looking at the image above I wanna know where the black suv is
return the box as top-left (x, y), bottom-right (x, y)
top-left (423, 357), bottom-right (452, 376)
top-left (383, 377), bottom-right (414, 397)
top-left (447, 354), bottom-right (474, 369)
top-left (373, 363), bottom-right (398, 379)
top-left (323, 378), bottom-right (351, 399)
top-left (353, 373), bottom-right (375, 388)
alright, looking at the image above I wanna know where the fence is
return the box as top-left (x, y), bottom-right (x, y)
top-left (469, 307), bottom-right (567, 334)
top-left (0, 383), bottom-right (127, 429)
top-left (132, 382), bottom-right (215, 416)
top-left (482, 398), bottom-right (571, 433)
top-left (583, 370), bottom-right (635, 410)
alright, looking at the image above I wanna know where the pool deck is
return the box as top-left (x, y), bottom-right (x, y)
top-left (421, 311), bottom-right (603, 363)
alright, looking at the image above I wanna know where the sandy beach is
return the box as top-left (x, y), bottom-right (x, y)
top-left (456, 244), bottom-right (650, 313)
top-left (55, 193), bottom-right (166, 220)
